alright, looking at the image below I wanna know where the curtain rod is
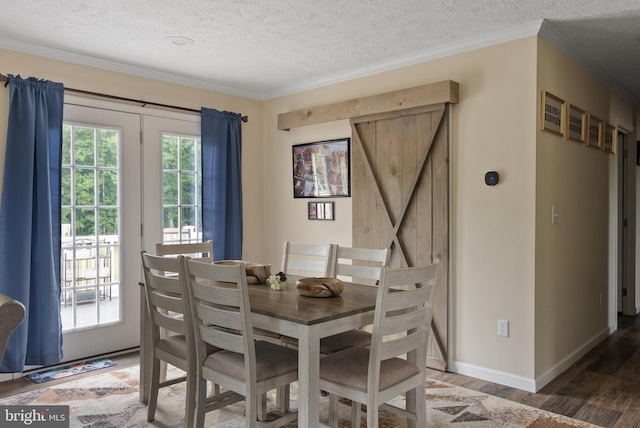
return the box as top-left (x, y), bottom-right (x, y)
top-left (0, 74), bottom-right (248, 123)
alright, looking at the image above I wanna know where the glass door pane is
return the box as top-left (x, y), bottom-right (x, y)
top-left (142, 116), bottom-right (201, 250)
top-left (61, 125), bottom-right (120, 329)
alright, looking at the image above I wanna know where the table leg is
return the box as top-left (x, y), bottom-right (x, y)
top-left (298, 325), bottom-right (321, 428)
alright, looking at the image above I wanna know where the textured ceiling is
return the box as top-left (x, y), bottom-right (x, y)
top-left (0, 1), bottom-right (639, 104)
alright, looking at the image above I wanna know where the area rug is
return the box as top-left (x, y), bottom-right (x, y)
top-left (0, 365), bottom-right (599, 427)
top-left (26, 358), bottom-right (116, 384)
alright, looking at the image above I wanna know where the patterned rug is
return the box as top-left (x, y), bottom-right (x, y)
top-left (0, 365), bottom-right (599, 427)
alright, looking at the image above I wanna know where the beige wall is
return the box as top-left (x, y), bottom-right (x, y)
top-left (264, 37), bottom-right (539, 382)
top-left (535, 38), bottom-right (635, 380)
top-left (1, 35), bottom-right (636, 390)
top-left (0, 48), bottom-right (265, 262)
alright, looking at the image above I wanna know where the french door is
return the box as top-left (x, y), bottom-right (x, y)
top-left (56, 101), bottom-right (200, 365)
top-left (141, 115), bottom-right (202, 250)
top-left (59, 104), bottom-right (141, 362)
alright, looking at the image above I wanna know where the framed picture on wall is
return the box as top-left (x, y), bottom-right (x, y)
top-left (565, 104), bottom-right (585, 142)
top-left (602, 123), bottom-right (616, 154)
top-left (324, 202), bottom-right (334, 220)
top-left (586, 113), bottom-right (602, 149)
top-left (540, 91), bottom-right (565, 136)
top-left (307, 202), bottom-right (334, 220)
top-left (308, 202), bottom-right (317, 219)
top-left (292, 138), bottom-right (350, 198)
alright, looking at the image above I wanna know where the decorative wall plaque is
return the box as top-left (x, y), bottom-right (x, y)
top-left (565, 104), bottom-right (585, 142)
top-left (541, 91), bottom-right (565, 136)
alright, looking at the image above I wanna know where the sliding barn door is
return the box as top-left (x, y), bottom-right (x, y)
top-left (351, 103), bottom-right (449, 370)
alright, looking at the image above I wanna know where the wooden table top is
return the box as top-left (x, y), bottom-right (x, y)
top-left (247, 276), bottom-right (377, 326)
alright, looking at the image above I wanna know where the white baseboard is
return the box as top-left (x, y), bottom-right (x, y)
top-left (449, 323), bottom-right (615, 393)
top-left (534, 324), bottom-right (613, 391)
top-left (0, 372), bottom-right (21, 383)
top-left (448, 361), bottom-right (537, 392)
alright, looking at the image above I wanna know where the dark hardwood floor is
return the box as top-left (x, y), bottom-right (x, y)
top-left (427, 314), bottom-right (640, 427)
top-left (1, 315), bottom-right (638, 427)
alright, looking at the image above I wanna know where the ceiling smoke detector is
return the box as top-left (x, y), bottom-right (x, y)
top-left (167, 36), bottom-right (194, 46)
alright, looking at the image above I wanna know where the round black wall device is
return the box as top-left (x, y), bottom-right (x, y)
top-left (485, 171), bottom-right (499, 186)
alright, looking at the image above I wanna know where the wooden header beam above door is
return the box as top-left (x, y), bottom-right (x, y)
top-left (277, 80), bottom-right (459, 131)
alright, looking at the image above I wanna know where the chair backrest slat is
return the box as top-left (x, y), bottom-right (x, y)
top-left (152, 311), bottom-right (187, 334)
top-left (379, 332), bottom-right (427, 361)
top-left (380, 307), bottom-right (429, 337)
top-left (331, 246), bottom-right (390, 284)
top-left (194, 297), bottom-right (242, 332)
top-left (156, 241), bottom-right (213, 262)
top-left (281, 241), bottom-right (333, 277)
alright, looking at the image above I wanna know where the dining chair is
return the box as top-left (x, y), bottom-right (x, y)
top-left (282, 245), bottom-right (389, 354)
top-left (279, 241), bottom-right (334, 349)
top-left (0, 293), bottom-right (25, 360)
top-left (153, 241), bottom-right (216, 386)
top-left (181, 257), bottom-right (299, 428)
top-left (140, 251), bottom-right (220, 427)
top-left (280, 241), bottom-right (333, 277)
top-left (317, 245), bottom-right (391, 355)
top-left (319, 262), bottom-right (439, 427)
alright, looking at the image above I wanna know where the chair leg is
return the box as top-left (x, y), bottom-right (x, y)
top-left (366, 397), bottom-right (379, 428)
top-left (328, 393), bottom-right (339, 427)
top-left (276, 385), bottom-right (290, 414)
top-left (184, 365), bottom-right (197, 428)
top-left (246, 394), bottom-right (258, 428)
top-left (147, 358), bottom-right (160, 421)
top-left (194, 374), bottom-right (208, 428)
top-left (408, 384), bottom-right (426, 428)
top-left (257, 392), bottom-right (268, 421)
top-left (351, 400), bottom-right (362, 427)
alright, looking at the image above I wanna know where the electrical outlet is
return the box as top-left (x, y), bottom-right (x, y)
top-left (498, 319), bottom-right (509, 337)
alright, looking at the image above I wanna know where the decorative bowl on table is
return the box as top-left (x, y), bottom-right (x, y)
top-left (214, 260), bottom-right (271, 284)
top-left (296, 277), bottom-right (344, 298)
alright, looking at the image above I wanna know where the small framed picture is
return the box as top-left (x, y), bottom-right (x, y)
top-left (324, 202), bottom-right (334, 220)
top-left (541, 91), bottom-right (565, 136)
top-left (308, 202), bottom-right (317, 219)
top-left (307, 201), bottom-right (334, 220)
top-left (565, 104), bottom-right (585, 142)
top-left (602, 123), bottom-right (616, 154)
top-left (586, 113), bottom-right (602, 149)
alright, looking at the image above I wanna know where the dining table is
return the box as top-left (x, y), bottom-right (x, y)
top-left (138, 273), bottom-right (379, 428)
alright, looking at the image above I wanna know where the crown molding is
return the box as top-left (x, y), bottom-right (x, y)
top-left (263, 20), bottom-right (544, 99)
top-left (0, 22), bottom-right (543, 101)
top-left (3, 20), bottom-right (639, 106)
top-left (0, 38), bottom-right (262, 100)
top-left (538, 20), bottom-right (640, 108)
